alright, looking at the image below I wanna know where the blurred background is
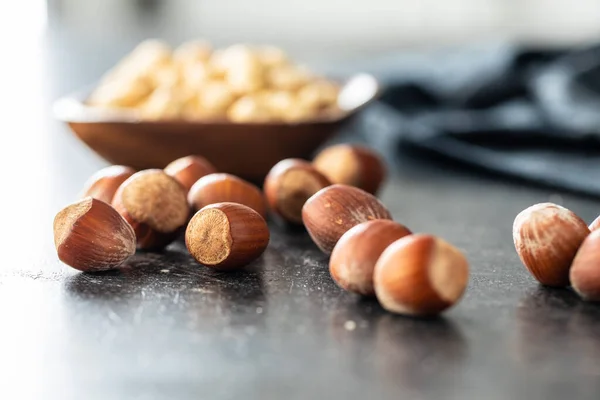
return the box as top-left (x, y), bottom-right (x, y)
top-left (3, 0), bottom-right (600, 258)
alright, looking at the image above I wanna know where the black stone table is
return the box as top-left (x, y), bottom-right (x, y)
top-left (3, 14), bottom-right (600, 400)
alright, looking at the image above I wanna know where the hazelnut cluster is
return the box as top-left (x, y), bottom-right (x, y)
top-left (87, 40), bottom-right (340, 122)
top-left (513, 202), bottom-right (600, 301)
top-left (53, 144), bottom-right (470, 317)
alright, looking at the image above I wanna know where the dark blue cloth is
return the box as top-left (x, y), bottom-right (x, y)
top-left (356, 44), bottom-right (600, 197)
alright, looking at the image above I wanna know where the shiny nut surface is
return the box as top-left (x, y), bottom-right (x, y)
top-left (188, 173), bottom-right (266, 218)
top-left (373, 234), bottom-right (469, 316)
top-left (513, 203), bottom-right (590, 287)
top-left (164, 155), bottom-right (217, 193)
top-left (330, 220), bottom-right (411, 296)
top-left (302, 184), bottom-right (392, 254)
top-left (81, 165), bottom-right (135, 204)
top-left (53, 197), bottom-right (136, 272)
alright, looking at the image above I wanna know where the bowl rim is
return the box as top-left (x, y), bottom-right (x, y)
top-left (53, 73), bottom-right (381, 126)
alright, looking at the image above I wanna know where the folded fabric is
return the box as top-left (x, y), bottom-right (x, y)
top-left (351, 43), bottom-right (600, 197)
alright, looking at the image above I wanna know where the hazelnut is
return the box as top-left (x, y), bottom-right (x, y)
top-left (570, 230), bottom-right (600, 301)
top-left (264, 159), bottom-right (330, 224)
top-left (53, 197), bottom-right (136, 272)
top-left (112, 169), bottom-right (190, 250)
top-left (164, 155), bottom-right (217, 193)
top-left (80, 165), bottom-right (135, 204)
top-left (188, 173), bottom-right (267, 218)
top-left (589, 216), bottom-right (600, 232)
top-left (373, 234), bottom-right (469, 316)
top-left (185, 202), bottom-right (270, 270)
top-left (302, 184), bottom-right (392, 254)
top-left (513, 203), bottom-right (590, 287)
top-left (173, 40), bottom-right (212, 65)
top-left (227, 95), bottom-right (273, 123)
top-left (330, 220), bottom-right (411, 296)
top-left (313, 144), bottom-right (386, 195)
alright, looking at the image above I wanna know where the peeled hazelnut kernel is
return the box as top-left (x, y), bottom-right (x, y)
top-left (188, 173), bottom-right (267, 218)
top-left (53, 198), bottom-right (136, 272)
top-left (589, 216), bottom-right (600, 232)
top-left (88, 74), bottom-right (153, 108)
top-left (138, 85), bottom-right (187, 120)
top-left (513, 202), bottom-right (590, 287)
top-left (164, 155), bottom-right (217, 193)
top-left (302, 184), bottom-right (392, 254)
top-left (226, 61), bottom-right (264, 95)
top-left (373, 234), bottom-right (469, 316)
top-left (330, 220), bottom-right (412, 296)
top-left (185, 202), bottom-right (270, 270)
top-left (297, 80), bottom-right (339, 109)
top-left (267, 65), bottom-right (310, 91)
top-left (313, 144), bottom-right (387, 195)
top-left (264, 159), bottom-right (331, 224)
top-left (197, 81), bottom-right (235, 116)
top-left (112, 169), bottom-right (190, 250)
top-left (259, 90), bottom-right (295, 118)
top-left (570, 230), bottom-right (600, 301)
top-left (81, 165), bottom-right (135, 204)
top-left (227, 96), bottom-right (273, 123)
top-left (257, 46), bottom-right (289, 68)
top-left (173, 40), bottom-right (212, 65)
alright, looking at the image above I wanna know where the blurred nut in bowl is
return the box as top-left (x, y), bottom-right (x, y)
top-left (188, 173), bottom-right (267, 218)
top-left (84, 41), bottom-right (345, 123)
top-left (373, 234), bottom-right (469, 316)
top-left (570, 229), bottom-right (600, 301)
top-left (302, 184), bottom-right (392, 254)
top-left (112, 169), bottom-right (189, 250)
top-left (173, 40), bottom-right (212, 65)
top-left (53, 197), bottom-right (136, 272)
top-left (257, 45), bottom-right (289, 68)
top-left (313, 144), bottom-right (386, 195)
top-left (87, 74), bottom-right (153, 108)
top-left (330, 220), bottom-right (412, 296)
top-left (81, 165), bottom-right (135, 204)
top-left (164, 155), bottom-right (217, 193)
top-left (228, 95), bottom-right (273, 123)
top-left (513, 202), bottom-right (590, 287)
top-left (197, 81), bottom-right (236, 118)
top-left (264, 159), bottom-right (331, 224)
top-left (267, 65), bottom-right (310, 91)
top-left (138, 85), bottom-right (189, 120)
top-left (259, 90), bottom-right (295, 118)
top-left (185, 202), bottom-right (270, 271)
top-left (297, 80), bottom-right (339, 110)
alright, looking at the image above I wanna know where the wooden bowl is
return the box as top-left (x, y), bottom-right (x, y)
top-left (54, 74), bottom-right (379, 182)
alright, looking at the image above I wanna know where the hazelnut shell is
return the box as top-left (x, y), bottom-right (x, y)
top-left (513, 203), bottom-right (590, 287)
top-left (185, 202), bottom-right (270, 270)
top-left (264, 159), bottom-right (330, 224)
top-left (302, 184), bottom-right (392, 254)
top-left (570, 229), bottom-right (600, 301)
top-left (80, 165), bottom-right (135, 204)
top-left (112, 169), bottom-right (190, 250)
top-left (330, 220), bottom-right (412, 295)
top-left (373, 234), bottom-right (469, 316)
top-left (53, 197), bottom-right (136, 272)
top-left (164, 155), bottom-right (217, 193)
top-left (313, 144), bottom-right (386, 195)
top-left (188, 173), bottom-right (267, 218)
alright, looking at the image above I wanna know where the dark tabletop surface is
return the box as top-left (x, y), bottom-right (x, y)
top-left (3, 6), bottom-right (600, 400)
